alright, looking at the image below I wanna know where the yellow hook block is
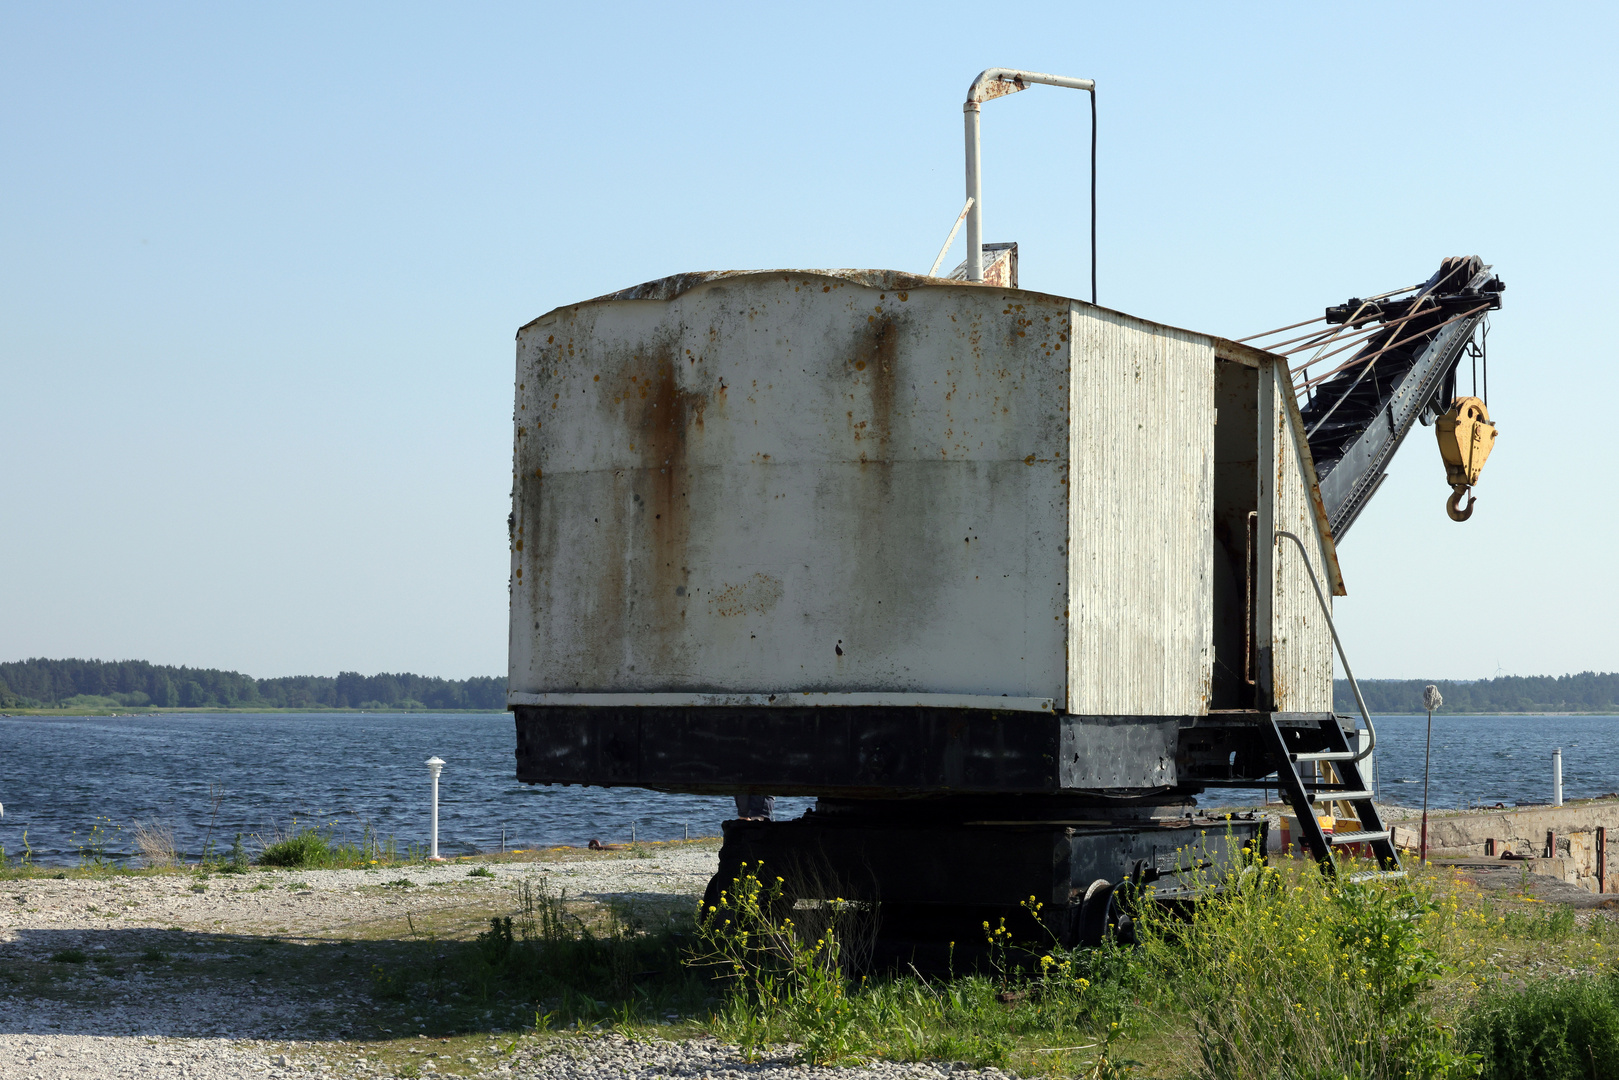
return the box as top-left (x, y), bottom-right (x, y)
top-left (1435, 396), bottom-right (1497, 521)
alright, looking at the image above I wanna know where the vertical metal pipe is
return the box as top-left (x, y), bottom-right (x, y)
top-left (1421, 706), bottom-right (1433, 863)
top-left (1554, 747), bottom-right (1564, 806)
top-left (1090, 89), bottom-right (1097, 305)
top-left (964, 103), bottom-right (983, 282)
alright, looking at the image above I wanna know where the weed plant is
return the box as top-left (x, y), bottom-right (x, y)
top-left (1131, 849), bottom-right (1486, 1080)
top-left (75, 816), bottom-right (122, 870)
top-left (691, 866), bottom-right (862, 1063)
top-left (133, 819), bottom-right (180, 868)
top-left (691, 865), bottom-right (1138, 1073)
top-left (1463, 970), bottom-right (1619, 1079)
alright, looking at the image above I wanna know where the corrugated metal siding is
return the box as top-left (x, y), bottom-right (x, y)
top-left (1066, 307), bottom-right (1214, 715)
top-left (1269, 364), bottom-right (1334, 711)
top-left (510, 273), bottom-right (1072, 699)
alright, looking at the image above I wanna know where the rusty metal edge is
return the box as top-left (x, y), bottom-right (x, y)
top-left (1212, 337), bottom-right (1278, 369)
top-left (1276, 362), bottom-right (1347, 597)
top-left (516, 268), bottom-right (1220, 346)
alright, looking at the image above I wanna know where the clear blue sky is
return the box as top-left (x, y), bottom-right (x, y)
top-left (2, 3), bottom-right (1614, 680)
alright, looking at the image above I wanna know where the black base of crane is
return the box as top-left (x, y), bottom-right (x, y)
top-left (704, 798), bottom-right (1265, 970)
top-left (513, 705), bottom-right (1351, 797)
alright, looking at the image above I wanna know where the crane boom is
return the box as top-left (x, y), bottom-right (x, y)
top-left (1298, 256), bottom-right (1505, 538)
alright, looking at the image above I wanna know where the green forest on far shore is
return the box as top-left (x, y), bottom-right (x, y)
top-left (3, 658), bottom-right (1614, 715)
top-left (0, 657), bottom-right (503, 711)
top-left (1335, 671), bottom-right (1619, 714)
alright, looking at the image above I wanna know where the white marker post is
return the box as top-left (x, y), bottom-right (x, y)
top-left (1420, 685), bottom-right (1442, 863)
top-left (426, 756), bottom-right (446, 861)
top-left (1554, 748), bottom-right (1564, 807)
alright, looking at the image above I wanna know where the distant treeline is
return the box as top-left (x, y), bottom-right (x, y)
top-left (0, 658), bottom-right (504, 711)
top-left (1335, 672), bottom-right (1619, 715)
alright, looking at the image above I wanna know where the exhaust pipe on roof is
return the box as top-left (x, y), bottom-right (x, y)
top-left (963, 68), bottom-right (1096, 301)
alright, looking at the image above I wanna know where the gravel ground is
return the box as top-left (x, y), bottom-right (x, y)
top-left (1, 847), bottom-right (719, 946)
top-left (4, 846), bottom-right (926, 1079)
top-left (0, 1031), bottom-right (1011, 1080)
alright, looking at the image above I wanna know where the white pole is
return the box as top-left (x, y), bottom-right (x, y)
top-left (963, 104), bottom-right (983, 282)
top-left (1554, 748), bottom-right (1563, 807)
top-left (928, 197), bottom-right (974, 278)
top-left (426, 757), bottom-right (446, 861)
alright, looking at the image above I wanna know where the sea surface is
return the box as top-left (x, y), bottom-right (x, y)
top-left (1201, 712), bottom-right (1619, 811)
top-left (1, 711), bottom-right (1614, 866)
top-left (0, 712), bottom-right (815, 866)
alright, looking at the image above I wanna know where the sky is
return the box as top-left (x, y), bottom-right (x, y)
top-left (2, 3), bottom-right (1615, 681)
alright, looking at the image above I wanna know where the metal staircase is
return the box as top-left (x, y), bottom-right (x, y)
top-left (1267, 713), bottom-right (1402, 880)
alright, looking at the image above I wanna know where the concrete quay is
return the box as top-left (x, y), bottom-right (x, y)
top-left (1380, 797), bottom-right (1619, 894)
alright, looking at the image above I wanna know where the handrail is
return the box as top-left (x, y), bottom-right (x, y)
top-left (1275, 530), bottom-right (1375, 763)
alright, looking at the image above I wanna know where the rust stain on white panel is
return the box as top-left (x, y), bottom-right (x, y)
top-left (1269, 364), bottom-right (1334, 711)
top-left (1066, 307), bottom-right (1215, 716)
top-left (510, 271), bottom-right (1072, 699)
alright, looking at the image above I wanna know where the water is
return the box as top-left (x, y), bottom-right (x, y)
top-left (1202, 713), bottom-right (1619, 811)
top-left (2, 712), bottom-right (1614, 866)
top-left (0, 712), bottom-right (813, 866)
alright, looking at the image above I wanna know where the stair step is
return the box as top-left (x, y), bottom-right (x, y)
top-left (1347, 870), bottom-right (1407, 883)
top-left (1305, 790), bottom-right (1375, 803)
top-left (1291, 751), bottom-right (1359, 762)
top-left (1329, 830), bottom-right (1390, 845)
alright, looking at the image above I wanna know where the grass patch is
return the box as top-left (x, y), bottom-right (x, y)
top-left (258, 826), bottom-right (337, 868)
top-left (1463, 971), bottom-right (1619, 1079)
top-left (50, 949), bottom-right (88, 963)
top-left (366, 849), bottom-right (1619, 1078)
top-left (257, 821), bottom-right (398, 869)
top-left (1132, 856), bottom-right (1487, 1079)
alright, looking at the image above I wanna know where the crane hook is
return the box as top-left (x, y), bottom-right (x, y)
top-left (1446, 484), bottom-right (1475, 522)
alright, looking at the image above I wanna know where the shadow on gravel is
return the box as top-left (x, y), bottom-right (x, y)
top-left (0, 925), bottom-right (435, 1040)
top-left (0, 885), bottom-right (717, 1043)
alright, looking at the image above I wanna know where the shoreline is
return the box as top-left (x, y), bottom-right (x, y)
top-left (0, 708), bottom-right (509, 717)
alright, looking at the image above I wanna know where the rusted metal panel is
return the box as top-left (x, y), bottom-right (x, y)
top-left (509, 272), bottom-right (1074, 700)
top-left (1268, 361), bottom-right (1335, 711)
top-left (1066, 306), bottom-right (1215, 716)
